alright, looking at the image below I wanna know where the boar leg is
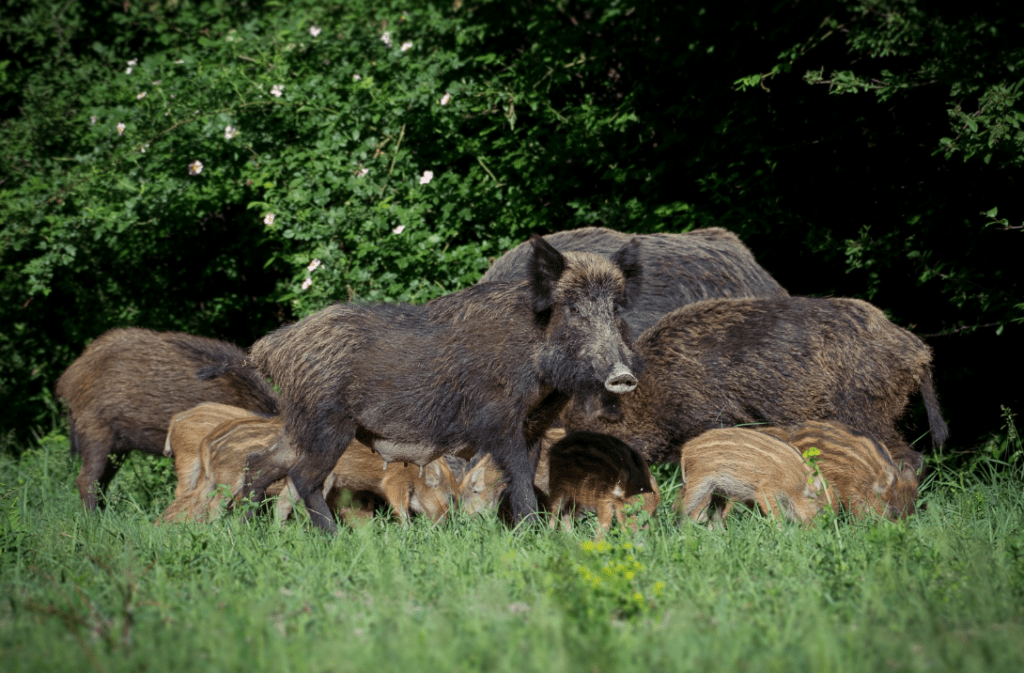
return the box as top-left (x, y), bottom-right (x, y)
top-left (596, 500), bottom-right (616, 535)
top-left (488, 435), bottom-right (540, 526)
top-left (382, 478), bottom-right (412, 522)
top-left (76, 433), bottom-right (119, 511)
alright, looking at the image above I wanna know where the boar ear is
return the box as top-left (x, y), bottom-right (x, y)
top-left (609, 238), bottom-right (643, 310)
top-left (423, 461), bottom-right (443, 488)
top-left (528, 234), bottom-right (566, 313)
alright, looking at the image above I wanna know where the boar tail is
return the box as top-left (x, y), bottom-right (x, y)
top-left (196, 361), bottom-right (279, 416)
top-left (920, 367), bottom-right (949, 449)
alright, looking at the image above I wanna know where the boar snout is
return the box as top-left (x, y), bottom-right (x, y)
top-left (604, 367), bottom-right (638, 393)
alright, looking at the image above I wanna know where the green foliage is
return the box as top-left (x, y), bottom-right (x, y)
top-left (1, 0), bottom-right (1022, 447)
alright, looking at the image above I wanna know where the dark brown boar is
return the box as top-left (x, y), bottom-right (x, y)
top-left (243, 235), bottom-right (645, 532)
top-left (563, 296), bottom-right (949, 478)
top-left (547, 431), bottom-right (661, 533)
top-left (55, 328), bottom-right (279, 509)
top-left (479, 226), bottom-right (788, 336)
top-left (674, 428), bottom-right (826, 525)
top-left (757, 421), bottom-right (918, 519)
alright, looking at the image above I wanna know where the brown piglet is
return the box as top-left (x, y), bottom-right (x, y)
top-left (547, 431), bottom-right (660, 534)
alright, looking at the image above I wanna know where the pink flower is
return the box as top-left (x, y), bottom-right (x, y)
top-left (440, 92), bottom-right (451, 106)
top-left (116, 122), bottom-right (126, 135)
top-left (419, 170), bottom-right (434, 185)
top-left (188, 160), bottom-right (204, 175)
top-left (224, 125), bottom-right (239, 139)
top-left (381, 31), bottom-right (392, 47)
top-left (400, 41), bottom-right (413, 52)
top-left (307, 258), bottom-right (322, 272)
top-left (271, 84), bottom-right (284, 97)
top-left (263, 213), bottom-right (276, 226)
top-left (136, 91), bottom-right (147, 100)
top-left (356, 167), bottom-right (369, 177)
top-left (309, 25), bottom-right (322, 38)
top-left (392, 225), bottom-right (406, 235)
top-left (301, 277), bottom-right (313, 290)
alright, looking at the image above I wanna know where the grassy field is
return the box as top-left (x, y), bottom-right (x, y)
top-left (2, 432), bottom-right (1023, 673)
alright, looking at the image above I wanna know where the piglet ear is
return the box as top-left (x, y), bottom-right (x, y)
top-left (609, 238), bottom-right (642, 309)
top-left (529, 234), bottom-right (566, 313)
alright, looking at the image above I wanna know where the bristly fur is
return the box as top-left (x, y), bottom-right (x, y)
top-left (547, 431), bottom-right (660, 532)
top-left (563, 296), bottom-right (948, 478)
top-left (54, 327), bottom-right (279, 510)
top-left (757, 420), bottom-right (919, 519)
top-left (244, 239), bottom-right (643, 532)
top-left (479, 226), bottom-right (789, 336)
top-left (675, 428), bottom-right (825, 525)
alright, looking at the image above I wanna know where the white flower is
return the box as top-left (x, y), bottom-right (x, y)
top-left (263, 212), bottom-right (276, 226)
top-left (400, 41), bottom-right (413, 52)
top-left (307, 258), bottom-right (322, 273)
top-left (224, 125), bottom-right (239, 140)
top-left (174, 59), bottom-right (184, 64)
top-left (381, 31), bottom-right (392, 47)
top-left (125, 67), bottom-right (133, 75)
top-left (152, 80), bottom-right (161, 85)
top-left (392, 225), bottom-right (406, 235)
top-left (440, 91), bottom-right (451, 106)
top-left (301, 277), bottom-right (313, 290)
top-left (357, 167), bottom-right (369, 177)
top-left (309, 25), bottom-right (322, 38)
top-left (271, 84), bottom-right (284, 97)
top-left (188, 160), bottom-right (204, 175)
top-left (127, 59), bottom-right (138, 66)
top-left (117, 122), bottom-right (126, 135)
top-left (90, 116), bottom-right (97, 126)
top-left (353, 74), bottom-right (362, 81)
top-left (419, 170), bottom-right (434, 185)
top-left (140, 143), bottom-right (149, 153)
top-left (136, 91), bottom-right (147, 100)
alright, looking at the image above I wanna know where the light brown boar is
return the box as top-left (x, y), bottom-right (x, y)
top-left (675, 428), bottom-right (826, 525)
top-left (547, 431), bottom-right (661, 534)
top-left (55, 327), bottom-right (278, 510)
top-left (161, 415), bottom-right (299, 523)
top-left (457, 427), bottom-right (565, 515)
top-left (757, 421), bottom-right (918, 519)
top-left (159, 403), bottom-right (263, 522)
top-left (162, 416), bottom-right (458, 524)
top-left (274, 441), bottom-right (459, 524)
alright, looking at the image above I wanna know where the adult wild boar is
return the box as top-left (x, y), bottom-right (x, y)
top-left (563, 296), bottom-right (949, 477)
top-left (479, 226), bottom-right (788, 336)
top-left (243, 234), bottom-right (644, 532)
top-left (55, 328), bottom-right (279, 510)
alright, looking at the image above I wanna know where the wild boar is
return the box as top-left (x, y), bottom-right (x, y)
top-left (162, 415), bottom-right (458, 525)
top-left (757, 420), bottom-right (918, 519)
top-left (457, 427), bottom-right (565, 515)
top-left (674, 428), bottom-right (826, 525)
top-left (161, 402), bottom-right (262, 519)
top-left (55, 328), bottom-right (278, 509)
top-left (563, 296), bottom-right (949, 478)
top-left (243, 234), bottom-right (645, 532)
top-left (479, 226), bottom-right (788, 336)
top-left (547, 431), bottom-right (661, 533)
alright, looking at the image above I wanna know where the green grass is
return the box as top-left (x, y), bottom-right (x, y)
top-left (2, 433), bottom-right (1023, 673)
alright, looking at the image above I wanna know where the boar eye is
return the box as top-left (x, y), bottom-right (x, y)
top-left (570, 306), bottom-right (579, 314)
